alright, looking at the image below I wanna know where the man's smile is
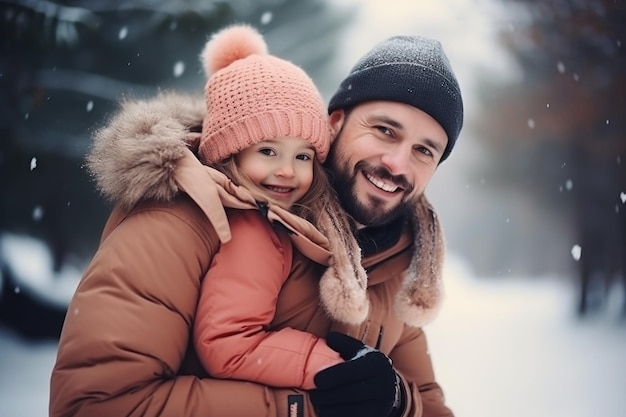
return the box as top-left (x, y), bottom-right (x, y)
top-left (364, 171), bottom-right (400, 193)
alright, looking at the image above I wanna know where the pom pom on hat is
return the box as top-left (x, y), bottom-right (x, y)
top-left (199, 24), bottom-right (330, 164)
top-left (201, 24), bottom-right (268, 76)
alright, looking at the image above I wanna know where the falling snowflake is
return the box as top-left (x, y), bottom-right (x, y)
top-left (119, 26), bottom-right (128, 40)
top-left (33, 206), bottom-right (44, 221)
top-left (173, 61), bottom-right (185, 77)
top-left (260, 11), bottom-right (273, 25)
top-left (571, 244), bottom-right (582, 261)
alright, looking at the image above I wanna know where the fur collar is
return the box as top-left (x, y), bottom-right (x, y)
top-left (86, 92), bottom-right (444, 328)
top-left (86, 92), bottom-right (206, 209)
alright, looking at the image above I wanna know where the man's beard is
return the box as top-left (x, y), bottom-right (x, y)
top-left (328, 154), bottom-right (417, 227)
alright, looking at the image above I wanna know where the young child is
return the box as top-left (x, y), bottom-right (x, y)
top-left (192, 25), bottom-right (369, 390)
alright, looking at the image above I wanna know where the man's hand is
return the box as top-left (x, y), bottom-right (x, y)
top-left (310, 332), bottom-right (405, 417)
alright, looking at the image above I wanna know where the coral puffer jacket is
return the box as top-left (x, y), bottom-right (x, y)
top-left (49, 93), bottom-right (453, 417)
top-left (194, 209), bottom-right (343, 390)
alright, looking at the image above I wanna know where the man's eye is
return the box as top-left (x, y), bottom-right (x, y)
top-left (415, 146), bottom-right (433, 157)
top-left (375, 125), bottom-right (392, 136)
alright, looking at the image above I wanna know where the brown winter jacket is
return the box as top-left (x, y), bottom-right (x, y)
top-left (49, 92), bottom-right (453, 417)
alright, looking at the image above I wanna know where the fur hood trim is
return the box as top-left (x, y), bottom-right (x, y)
top-left (86, 92), bottom-right (206, 210)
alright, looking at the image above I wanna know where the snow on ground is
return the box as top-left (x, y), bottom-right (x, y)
top-left (0, 332), bottom-right (57, 417)
top-left (1, 255), bottom-right (625, 417)
top-left (427, 257), bottom-right (626, 417)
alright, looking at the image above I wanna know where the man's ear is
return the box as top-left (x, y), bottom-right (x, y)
top-left (328, 109), bottom-right (345, 139)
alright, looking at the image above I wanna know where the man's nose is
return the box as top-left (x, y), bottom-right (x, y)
top-left (380, 146), bottom-right (411, 176)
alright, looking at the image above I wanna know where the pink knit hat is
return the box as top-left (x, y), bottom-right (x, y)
top-left (199, 24), bottom-right (330, 164)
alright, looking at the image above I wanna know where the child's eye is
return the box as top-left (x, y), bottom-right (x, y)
top-left (296, 154), bottom-right (312, 161)
top-left (258, 148), bottom-right (276, 156)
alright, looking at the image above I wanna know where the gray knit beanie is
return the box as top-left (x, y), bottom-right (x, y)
top-left (328, 35), bottom-right (464, 162)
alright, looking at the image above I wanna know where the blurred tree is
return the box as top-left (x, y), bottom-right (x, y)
top-left (474, 0), bottom-right (626, 316)
top-left (0, 0), bottom-right (353, 339)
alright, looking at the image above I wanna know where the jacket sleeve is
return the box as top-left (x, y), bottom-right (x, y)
top-left (49, 199), bottom-right (321, 417)
top-left (389, 326), bottom-right (454, 417)
top-left (193, 210), bottom-right (341, 390)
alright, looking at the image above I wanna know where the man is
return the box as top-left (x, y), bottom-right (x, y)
top-left (312, 34), bottom-right (463, 417)
top-left (49, 31), bottom-right (462, 417)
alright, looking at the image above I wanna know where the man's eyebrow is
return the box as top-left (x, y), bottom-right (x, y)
top-left (367, 114), bottom-right (405, 131)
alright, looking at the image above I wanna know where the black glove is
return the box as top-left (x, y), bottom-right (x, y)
top-left (310, 332), bottom-right (405, 417)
